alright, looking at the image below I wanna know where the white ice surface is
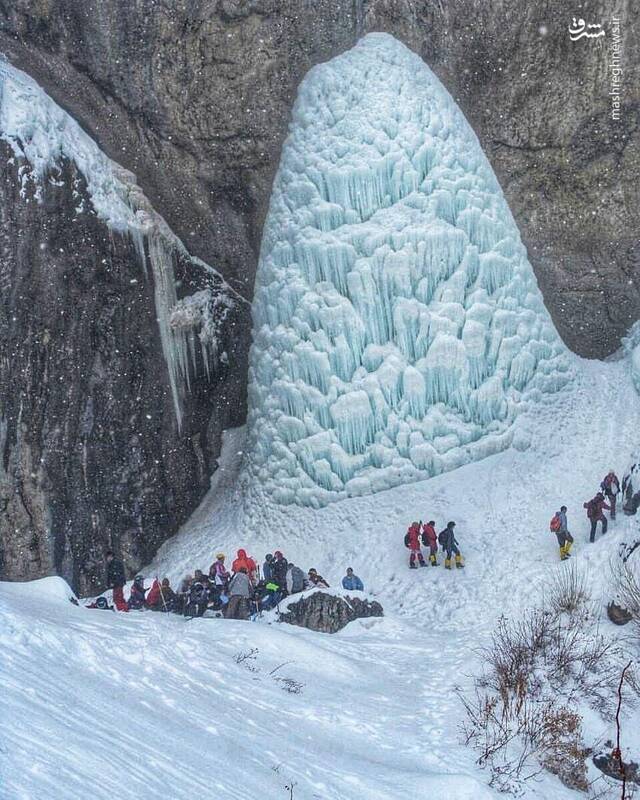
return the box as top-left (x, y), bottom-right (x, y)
top-left (3, 357), bottom-right (639, 800)
top-left (244, 34), bottom-right (571, 506)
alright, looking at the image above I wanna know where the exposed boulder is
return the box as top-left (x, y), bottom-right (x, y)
top-left (278, 591), bottom-right (383, 634)
top-left (593, 751), bottom-right (640, 785)
top-left (607, 602), bottom-right (633, 626)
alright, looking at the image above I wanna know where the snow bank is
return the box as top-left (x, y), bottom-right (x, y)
top-left (0, 58), bottom-right (236, 429)
top-left (244, 33), bottom-right (572, 506)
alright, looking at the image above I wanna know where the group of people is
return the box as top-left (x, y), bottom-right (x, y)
top-left (404, 520), bottom-right (464, 570)
top-left (100, 549), bottom-right (365, 621)
top-left (549, 469), bottom-right (621, 560)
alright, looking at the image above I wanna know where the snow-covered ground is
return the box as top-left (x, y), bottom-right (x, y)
top-left (2, 354), bottom-right (639, 800)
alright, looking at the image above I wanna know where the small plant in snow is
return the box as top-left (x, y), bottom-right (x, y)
top-left (460, 566), bottom-right (639, 795)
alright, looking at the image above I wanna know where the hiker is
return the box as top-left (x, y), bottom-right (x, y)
top-left (307, 568), bottom-right (330, 588)
top-left (260, 580), bottom-right (282, 611)
top-left (438, 522), bottom-right (464, 570)
top-left (184, 581), bottom-right (209, 617)
top-left (601, 470), bottom-right (621, 520)
top-left (263, 553), bottom-right (274, 581)
top-left (404, 521), bottom-right (426, 568)
top-left (342, 567), bottom-right (364, 591)
top-left (550, 506), bottom-right (574, 561)
top-left (584, 492), bottom-right (610, 543)
top-left (225, 567), bottom-right (251, 620)
top-left (286, 562), bottom-right (307, 595)
top-left (147, 578), bottom-right (176, 611)
top-left (105, 551), bottom-right (128, 612)
top-left (271, 551), bottom-right (288, 591)
top-left (194, 569), bottom-right (210, 588)
top-left (86, 596), bottom-right (113, 611)
top-left (232, 549), bottom-right (257, 582)
top-left (159, 578), bottom-right (177, 611)
top-left (128, 575), bottom-right (147, 610)
top-left (146, 578), bottom-right (162, 609)
top-left (421, 520), bottom-right (438, 566)
top-left (210, 554), bottom-right (230, 586)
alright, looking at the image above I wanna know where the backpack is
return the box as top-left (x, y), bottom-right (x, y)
top-left (404, 532), bottom-right (411, 548)
top-left (549, 514), bottom-right (561, 532)
top-left (290, 566), bottom-right (305, 592)
top-left (438, 529), bottom-right (447, 546)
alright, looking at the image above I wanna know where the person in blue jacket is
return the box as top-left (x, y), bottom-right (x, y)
top-left (342, 567), bottom-right (364, 591)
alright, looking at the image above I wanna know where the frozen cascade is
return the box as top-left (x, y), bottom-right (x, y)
top-left (0, 57), bottom-right (237, 429)
top-left (243, 34), bottom-right (573, 507)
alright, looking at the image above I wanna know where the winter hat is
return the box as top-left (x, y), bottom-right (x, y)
top-left (216, 553), bottom-right (225, 560)
top-left (274, 550), bottom-right (283, 559)
top-left (448, 521), bottom-right (456, 528)
top-left (134, 574), bottom-right (144, 585)
top-left (265, 553), bottom-right (274, 562)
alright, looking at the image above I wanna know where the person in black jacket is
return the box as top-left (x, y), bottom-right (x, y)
top-left (106, 551), bottom-right (128, 611)
top-left (438, 522), bottom-right (464, 570)
top-left (271, 551), bottom-right (288, 594)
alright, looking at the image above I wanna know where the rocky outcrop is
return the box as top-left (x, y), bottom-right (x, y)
top-left (279, 591), bottom-right (383, 633)
top-left (606, 602), bottom-right (633, 625)
top-left (1, 0), bottom-right (638, 358)
top-left (594, 751), bottom-right (640, 785)
top-left (0, 141), bottom-right (249, 595)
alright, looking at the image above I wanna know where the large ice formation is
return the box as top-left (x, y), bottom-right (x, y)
top-left (0, 58), bottom-right (238, 429)
top-left (245, 34), bottom-right (571, 506)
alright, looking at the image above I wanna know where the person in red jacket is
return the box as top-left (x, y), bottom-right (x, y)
top-left (600, 470), bottom-right (620, 520)
top-left (421, 520), bottom-right (438, 566)
top-left (404, 522), bottom-right (426, 568)
top-left (232, 549), bottom-right (257, 582)
top-left (584, 492), bottom-right (610, 543)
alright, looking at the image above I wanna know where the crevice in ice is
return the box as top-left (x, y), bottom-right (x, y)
top-left (0, 57), bottom-right (241, 430)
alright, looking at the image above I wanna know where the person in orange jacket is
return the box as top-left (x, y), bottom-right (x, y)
top-left (232, 548), bottom-right (257, 582)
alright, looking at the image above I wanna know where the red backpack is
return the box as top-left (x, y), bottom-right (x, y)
top-left (549, 514), bottom-right (561, 532)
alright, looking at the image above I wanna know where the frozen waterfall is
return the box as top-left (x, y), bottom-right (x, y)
top-left (244, 34), bottom-right (572, 506)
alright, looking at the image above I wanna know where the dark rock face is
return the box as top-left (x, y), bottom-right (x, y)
top-left (593, 752), bottom-right (640, 785)
top-left (0, 146), bottom-right (249, 594)
top-left (279, 592), bottom-right (383, 633)
top-left (1, 0), bottom-right (638, 357)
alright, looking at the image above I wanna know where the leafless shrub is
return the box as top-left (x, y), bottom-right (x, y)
top-left (547, 562), bottom-right (591, 616)
top-left (615, 561), bottom-right (640, 632)
top-left (461, 585), bottom-right (639, 794)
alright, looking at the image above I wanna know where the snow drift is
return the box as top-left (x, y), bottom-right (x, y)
top-left (244, 33), bottom-right (571, 506)
top-left (0, 57), bottom-right (237, 429)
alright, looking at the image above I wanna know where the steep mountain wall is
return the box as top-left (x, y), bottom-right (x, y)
top-left (0, 65), bottom-right (249, 594)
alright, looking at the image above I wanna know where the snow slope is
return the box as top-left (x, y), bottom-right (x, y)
top-left (245, 34), bottom-right (571, 506)
top-left (2, 355), bottom-right (639, 800)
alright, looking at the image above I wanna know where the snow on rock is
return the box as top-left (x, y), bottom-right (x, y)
top-left (244, 33), bottom-right (572, 506)
top-left (0, 57), bottom-right (236, 429)
top-left (623, 320), bottom-right (640, 395)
